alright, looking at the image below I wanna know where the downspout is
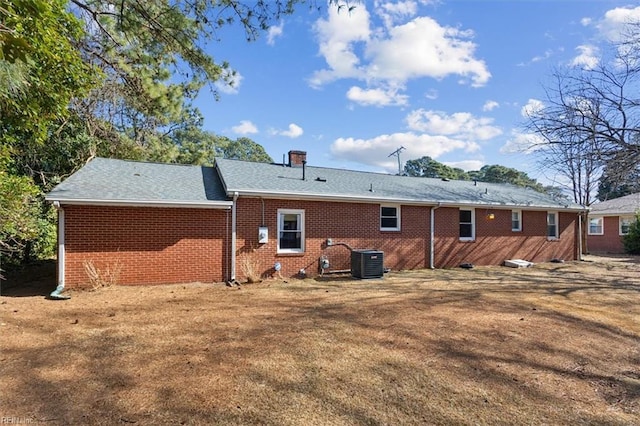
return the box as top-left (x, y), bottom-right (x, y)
top-left (429, 203), bottom-right (442, 269)
top-left (225, 208), bottom-right (230, 281)
top-left (578, 210), bottom-right (584, 261)
top-left (50, 202), bottom-right (70, 300)
top-left (230, 192), bottom-right (239, 282)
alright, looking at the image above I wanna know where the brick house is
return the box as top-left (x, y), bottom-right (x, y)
top-left (46, 151), bottom-right (585, 288)
top-left (587, 193), bottom-right (640, 254)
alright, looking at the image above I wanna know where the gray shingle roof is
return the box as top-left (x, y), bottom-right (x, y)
top-left (215, 158), bottom-right (584, 210)
top-left (47, 157), bottom-right (585, 211)
top-left (589, 192), bottom-right (640, 215)
top-left (46, 157), bottom-right (231, 207)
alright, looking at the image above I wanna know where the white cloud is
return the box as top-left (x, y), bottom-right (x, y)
top-left (330, 132), bottom-right (471, 172)
top-left (531, 49), bottom-right (553, 63)
top-left (521, 99), bottom-right (544, 118)
top-left (366, 17), bottom-right (490, 87)
top-left (500, 131), bottom-right (545, 154)
top-left (375, 0), bottom-right (419, 28)
top-left (273, 123), bottom-right (304, 138)
top-left (330, 107), bottom-right (500, 172)
top-left (232, 120), bottom-right (258, 135)
top-left (571, 44), bottom-right (600, 70)
top-left (424, 89), bottom-right (438, 100)
top-left (482, 100), bottom-right (499, 112)
top-left (215, 69), bottom-right (243, 94)
top-left (580, 17), bottom-right (592, 26)
top-left (267, 21), bottom-right (284, 46)
top-left (517, 49), bottom-right (558, 67)
top-left (405, 109), bottom-right (502, 141)
top-left (598, 6), bottom-right (640, 42)
top-left (444, 159), bottom-right (485, 172)
top-left (308, 5), bottom-right (371, 87)
top-left (310, 5), bottom-right (491, 101)
top-left (346, 86), bottom-right (409, 106)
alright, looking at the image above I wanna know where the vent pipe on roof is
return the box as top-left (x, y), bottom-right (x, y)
top-left (302, 160), bottom-right (306, 180)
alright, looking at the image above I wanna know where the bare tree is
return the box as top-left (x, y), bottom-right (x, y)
top-left (523, 19), bottom-right (640, 252)
top-left (525, 20), bottom-right (640, 199)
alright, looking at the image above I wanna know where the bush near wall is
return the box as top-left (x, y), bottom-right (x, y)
top-left (623, 214), bottom-right (640, 254)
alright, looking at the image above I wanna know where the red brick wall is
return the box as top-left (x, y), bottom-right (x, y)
top-left (61, 201), bottom-right (580, 286)
top-left (587, 216), bottom-right (624, 254)
top-left (63, 205), bottom-right (229, 287)
top-left (234, 198), bottom-right (430, 280)
top-left (434, 208), bottom-right (577, 267)
top-left (235, 199), bottom-right (579, 279)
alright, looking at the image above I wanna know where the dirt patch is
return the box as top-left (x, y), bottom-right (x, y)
top-left (1, 256), bottom-right (639, 425)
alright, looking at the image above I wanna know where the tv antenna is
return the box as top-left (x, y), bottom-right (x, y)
top-left (388, 146), bottom-right (406, 175)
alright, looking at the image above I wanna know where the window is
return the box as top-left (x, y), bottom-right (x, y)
top-left (511, 210), bottom-right (522, 232)
top-left (459, 208), bottom-right (475, 241)
top-left (277, 209), bottom-right (305, 253)
top-left (620, 216), bottom-right (634, 235)
top-left (588, 217), bottom-right (603, 235)
top-left (547, 212), bottom-right (558, 239)
top-left (380, 205), bottom-right (400, 231)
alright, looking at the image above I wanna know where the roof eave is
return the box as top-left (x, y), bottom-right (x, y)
top-left (45, 197), bottom-right (232, 209)
top-left (225, 189), bottom-right (585, 211)
top-left (225, 189), bottom-right (436, 206)
top-left (588, 210), bottom-right (638, 216)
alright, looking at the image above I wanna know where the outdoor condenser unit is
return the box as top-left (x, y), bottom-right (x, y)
top-left (351, 250), bottom-right (384, 279)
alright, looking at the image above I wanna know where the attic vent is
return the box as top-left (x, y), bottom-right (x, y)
top-left (315, 177), bottom-right (327, 182)
top-left (441, 178), bottom-right (449, 182)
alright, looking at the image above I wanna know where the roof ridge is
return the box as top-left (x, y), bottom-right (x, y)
top-left (94, 157), bottom-right (211, 169)
top-left (217, 157), bottom-right (539, 190)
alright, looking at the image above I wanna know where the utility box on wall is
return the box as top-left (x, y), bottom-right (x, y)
top-left (351, 250), bottom-right (384, 279)
top-left (258, 227), bottom-right (268, 244)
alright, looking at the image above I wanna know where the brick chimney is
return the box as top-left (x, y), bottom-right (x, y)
top-left (288, 150), bottom-right (307, 167)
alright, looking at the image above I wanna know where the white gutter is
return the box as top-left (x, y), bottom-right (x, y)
top-left (223, 189), bottom-right (584, 211)
top-left (225, 190), bottom-right (435, 206)
top-left (589, 211), bottom-right (636, 216)
top-left (43, 198), bottom-right (232, 209)
top-left (430, 203), bottom-right (442, 269)
top-left (49, 202), bottom-right (70, 300)
top-left (230, 192), bottom-right (239, 281)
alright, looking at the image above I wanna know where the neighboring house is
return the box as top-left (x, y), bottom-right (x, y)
top-left (587, 192), bottom-right (640, 254)
top-left (46, 151), bottom-right (585, 288)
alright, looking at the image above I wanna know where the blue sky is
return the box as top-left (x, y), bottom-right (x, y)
top-left (194, 1), bottom-right (640, 182)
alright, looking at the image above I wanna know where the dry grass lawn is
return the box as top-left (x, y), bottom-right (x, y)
top-left (1, 255), bottom-right (639, 425)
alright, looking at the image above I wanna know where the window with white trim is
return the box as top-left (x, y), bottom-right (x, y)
top-left (511, 210), bottom-right (522, 232)
top-left (620, 216), bottom-right (634, 235)
top-left (380, 205), bottom-right (400, 231)
top-left (588, 217), bottom-right (603, 235)
top-left (459, 208), bottom-right (475, 241)
top-left (547, 211), bottom-right (559, 239)
top-left (277, 209), bottom-right (305, 253)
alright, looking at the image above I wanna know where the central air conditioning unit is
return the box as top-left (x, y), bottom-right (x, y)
top-left (351, 250), bottom-right (384, 279)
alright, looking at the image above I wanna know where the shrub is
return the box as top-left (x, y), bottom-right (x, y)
top-left (239, 244), bottom-right (263, 283)
top-left (83, 260), bottom-right (122, 289)
top-left (623, 214), bottom-right (640, 254)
